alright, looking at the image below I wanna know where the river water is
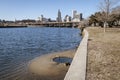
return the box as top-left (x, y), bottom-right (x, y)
top-left (0, 27), bottom-right (81, 80)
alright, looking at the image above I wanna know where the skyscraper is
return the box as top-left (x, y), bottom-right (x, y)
top-left (80, 13), bottom-right (83, 20)
top-left (72, 10), bottom-right (77, 19)
top-left (64, 15), bottom-right (71, 22)
top-left (72, 10), bottom-right (82, 22)
top-left (56, 9), bottom-right (62, 22)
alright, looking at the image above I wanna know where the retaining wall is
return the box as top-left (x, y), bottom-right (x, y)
top-left (64, 29), bottom-right (89, 80)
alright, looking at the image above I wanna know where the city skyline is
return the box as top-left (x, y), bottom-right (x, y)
top-left (0, 0), bottom-right (120, 21)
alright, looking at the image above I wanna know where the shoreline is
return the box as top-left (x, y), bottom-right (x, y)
top-left (28, 49), bottom-right (76, 80)
top-left (0, 25), bottom-right (27, 28)
top-left (27, 27), bottom-right (82, 80)
top-left (27, 27), bottom-right (120, 80)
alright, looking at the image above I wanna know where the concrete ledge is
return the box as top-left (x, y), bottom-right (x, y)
top-left (64, 29), bottom-right (89, 80)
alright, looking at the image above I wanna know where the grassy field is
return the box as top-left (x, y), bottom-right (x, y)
top-left (86, 27), bottom-right (120, 80)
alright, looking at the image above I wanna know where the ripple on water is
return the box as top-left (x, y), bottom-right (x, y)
top-left (0, 27), bottom-right (81, 80)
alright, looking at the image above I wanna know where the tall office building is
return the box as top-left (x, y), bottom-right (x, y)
top-left (72, 10), bottom-right (82, 22)
top-left (64, 15), bottom-right (71, 22)
top-left (40, 15), bottom-right (44, 21)
top-left (56, 9), bottom-right (62, 22)
top-left (38, 15), bottom-right (48, 22)
top-left (72, 10), bottom-right (77, 19)
top-left (80, 13), bottom-right (83, 20)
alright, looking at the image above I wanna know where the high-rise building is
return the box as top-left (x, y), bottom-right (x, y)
top-left (66, 16), bottom-right (71, 22)
top-left (56, 9), bottom-right (62, 22)
top-left (38, 15), bottom-right (48, 22)
top-left (80, 13), bottom-right (83, 20)
top-left (64, 15), bottom-right (68, 22)
top-left (64, 15), bottom-right (71, 22)
top-left (72, 10), bottom-right (82, 22)
top-left (40, 15), bottom-right (44, 21)
top-left (72, 10), bottom-right (77, 19)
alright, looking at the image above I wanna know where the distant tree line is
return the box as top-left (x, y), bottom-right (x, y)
top-left (0, 20), bottom-right (14, 23)
top-left (89, 5), bottom-right (120, 27)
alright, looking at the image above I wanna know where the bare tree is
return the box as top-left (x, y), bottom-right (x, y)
top-left (99, 0), bottom-right (111, 32)
top-left (99, 0), bottom-right (120, 32)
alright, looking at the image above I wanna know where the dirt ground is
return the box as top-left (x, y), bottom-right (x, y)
top-left (86, 27), bottom-right (120, 80)
top-left (28, 49), bottom-right (76, 80)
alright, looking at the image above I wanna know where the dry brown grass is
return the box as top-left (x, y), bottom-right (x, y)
top-left (86, 27), bottom-right (120, 80)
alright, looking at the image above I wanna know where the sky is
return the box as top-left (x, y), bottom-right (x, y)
top-left (0, 0), bottom-right (119, 21)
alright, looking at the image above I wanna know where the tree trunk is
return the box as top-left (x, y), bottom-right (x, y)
top-left (104, 21), bottom-right (107, 32)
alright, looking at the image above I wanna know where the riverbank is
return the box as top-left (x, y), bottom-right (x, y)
top-left (0, 25), bottom-right (27, 28)
top-left (86, 27), bottom-right (120, 80)
top-left (28, 49), bottom-right (76, 80)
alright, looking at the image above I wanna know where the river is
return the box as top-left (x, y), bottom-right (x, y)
top-left (0, 27), bottom-right (81, 80)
